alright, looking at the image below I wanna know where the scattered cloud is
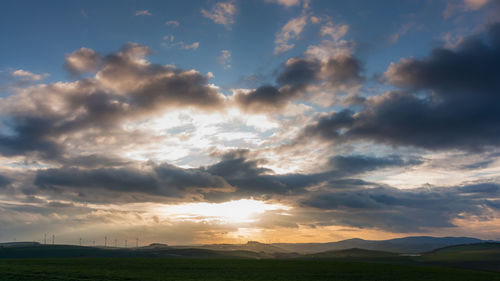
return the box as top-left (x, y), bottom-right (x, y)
top-left (201, 1), bottom-right (237, 27)
top-left (320, 21), bottom-right (349, 41)
top-left (266, 0), bottom-right (300, 7)
top-left (389, 22), bottom-right (417, 43)
top-left (11, 69), bottom-right (47, 81)
top-left (274, 15), bottom-right (308, 54)
top-left (217, 50), bottom-right (232, 69)
top-left (80, 9), bottom-right (88, 18)
top-left (443, 0), bottom-right (489, 19)
top-left (163, 39), bottom-right (199, 50)
top-left (165, 20), bottom-right (180, 27)
top-left (135, 10), bottom-right (152, 16)
top-left (301, 23), bottom-right (500, 151)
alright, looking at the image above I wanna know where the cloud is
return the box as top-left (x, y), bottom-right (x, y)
top-left (266, 0), bottom-right (300, 7)
top-left (183, 42), bottom-right (199, 50)
top-left (301, 182), bottom-right (500, 232)
top-left (201, 1), bottom-right (236, 27)
top-left (27, 149), bottom-right (417, 203)
top-left (320, 22), bottom-right (349, 42)
top-left (135, 10), bottom-right (152, 16)
top-left (0, 43), bottom-right (224, 158)
top-left (80, 9), bottom-right (88, 18)
top-left (327, 155), bottom-right (421, 176)
top-left (64, 47), bottom-right (100, 75)
top-left (274, 15), bottom-right (308, 54)
top-left (389, 22), bottom-right (416, 44)
top-left (203, 151), bottom-right (418, 200)
top-left (34, 163), bottom-right (232, 200)
top-left (301, 23), bottom-right (500, 151)
top-left (217, 50), bottom-right (232, 69)
top-left (162, 37), bottom-right (199, 50)
top-left (11, 69), bottom-right (46, 81)
top-left (234, 53), bottom-right (363, 113)
top-left (165, 20), bottom-right (179, 27)
top-left (0, 174), bottom-right (11, 188)
top-left (443, 0), bottom-right (489, 19)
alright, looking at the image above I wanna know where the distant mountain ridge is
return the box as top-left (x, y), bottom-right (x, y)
top-left (272, 236), bottom-right (488, 254)
top-left (0, 236), bottom-right (492, 256)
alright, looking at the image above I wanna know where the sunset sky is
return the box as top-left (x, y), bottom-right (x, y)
top-left (1, 0), bottom-right (500, 245)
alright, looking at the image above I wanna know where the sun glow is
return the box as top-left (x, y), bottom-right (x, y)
top-left (159, 199), bottom-right (290, 224)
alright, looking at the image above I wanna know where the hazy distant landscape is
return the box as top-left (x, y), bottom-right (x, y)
top-left (1, 236), bottom-right (499, 280)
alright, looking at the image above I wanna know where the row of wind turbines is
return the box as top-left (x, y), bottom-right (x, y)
top-left (41, 233), bottom-right (141, 248)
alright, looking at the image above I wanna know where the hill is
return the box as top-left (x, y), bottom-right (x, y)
top-left (304, 248), bottom-right (400, 259)
top-left (419, 242), bottom-right (500, 272)
top-left (273, 236), bottom-right (486, 254)
top-left (0, 244), bottom-right (265, 259)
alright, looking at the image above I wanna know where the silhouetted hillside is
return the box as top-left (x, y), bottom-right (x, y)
top-left (273, 236), bottom-right (486, 253)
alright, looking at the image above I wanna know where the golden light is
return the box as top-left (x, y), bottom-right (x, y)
top-left (159, 199), bottom-right (290, 224)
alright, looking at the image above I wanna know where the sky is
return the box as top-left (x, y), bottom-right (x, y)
top-left (1, 0), bottom-right (500, 246)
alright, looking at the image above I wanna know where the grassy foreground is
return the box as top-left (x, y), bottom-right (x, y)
top-left (0, 258), bottom-right (499, 281)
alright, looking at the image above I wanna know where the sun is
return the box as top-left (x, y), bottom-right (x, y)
top-left (159, 199), bottom-right (290, 224)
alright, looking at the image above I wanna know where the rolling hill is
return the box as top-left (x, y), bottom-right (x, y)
top-left (273, 236), bottom-right (486, 253)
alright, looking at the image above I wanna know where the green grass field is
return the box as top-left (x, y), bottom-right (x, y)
top-left (0, 258), bottom-right (499, 281)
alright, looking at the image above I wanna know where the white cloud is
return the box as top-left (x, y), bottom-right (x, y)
top-left (64, 47), bottom-right (100, 74)
top-left (464, 0), bottom-right (489, 10)
top-left (11, 69), bottom-right (47, 81)
top-left (165, 20), bottom-right (179, 27)
top-left (201, 1), bottom-right (236, 27)
top-left (274, 15), bottom-right (308, 54)
top-left (217, 50), bottom-right (232, 69)
top-left (320, 22), bottom-right (349, 41)
top-left (182, 42), bottom-right (199, 50)
top-left (135, 10), bottom-right (152, 16)
top-left (161, 36), bottom-right (199, 50)
top-left (162, 40), bottom-right (199, 50)
top-left (443, 0), bottom-right (489, 19)
top-left (266, 0), bottom-right (300, 7)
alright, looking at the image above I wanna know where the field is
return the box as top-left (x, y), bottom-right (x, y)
top-left (1, 258), bottom-right (500, 281)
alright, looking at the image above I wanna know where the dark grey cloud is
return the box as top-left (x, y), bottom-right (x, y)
top-left (29, 151), bottom-right (415, 202)
top-left (0, 174), bottom-right (11, 188)
top-left (204, 151), bottom-right (417, 199)
top-left (35, 167), bottom-right (161, 194)
top-left (0, 116), bottom-right (63, 158)
top-left (302, 182), bottom-right (500, 232)
top-left (302, 23), bottom-right (500, 151)
top-left (34, 162), bottom-right (232, 200)
top-left (328, 155), bottom-right (421, 176)
top-left (235, 54), bottom-right (363, 112)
